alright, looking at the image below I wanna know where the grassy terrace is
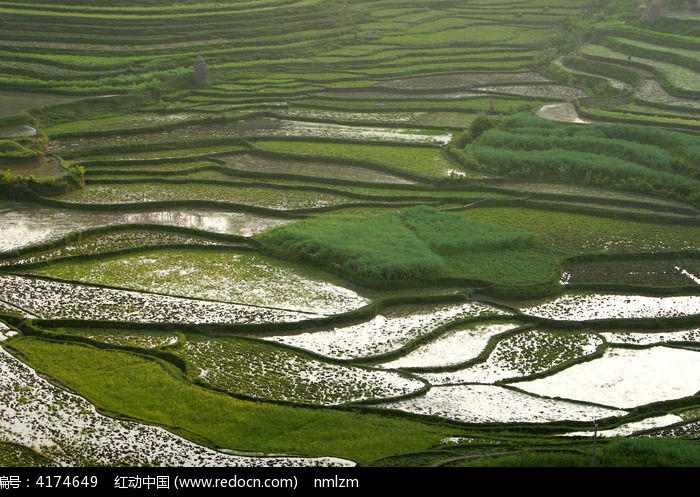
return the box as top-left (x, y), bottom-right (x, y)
top-left (2, 0), bottom-right (700, 468)
top-left (8, 337), bottom-right (454, 464)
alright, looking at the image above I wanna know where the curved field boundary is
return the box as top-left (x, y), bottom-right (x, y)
top-left (356, 321), bottom-right (536, 369)
top-left (0, 243), bottom-right (258, 273)
top-left (13, 316), bottom-right (697, 436)
top-left (12, 325), bottom-right (432, 410)
top-left (457, 197), bottom-right (700, 227)
top-left (573, 100), bottom-right (700, 134)
top-left (29, 194), bottom-right (305, 219)
top-left (597, 25), bottom-right (700, 51)
top-left (464, 180), bottom-right (699, 216)
top-left (19, 293), bottom-right (478, 337)
top-left (85, 162), bottom-right (433, 190)
top-left (424, 332), bottom-right (608, 385)
top-left (599, 37), bottom-right (700, 74)
top-left (523, 314), bottom-right (700, 332)
top-left (581, 53), bottom-right (700, 99)
top-left (0, 223), bottom-right (263, 262)
top-left (559, 56), bottom-right (639, 88)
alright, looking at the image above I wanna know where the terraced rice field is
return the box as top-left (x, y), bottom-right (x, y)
top-left (1, 0), bottom-right (699, 468)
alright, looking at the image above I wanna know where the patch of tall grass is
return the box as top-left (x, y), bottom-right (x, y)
top-left (260, 205), bottom-right (545, 285)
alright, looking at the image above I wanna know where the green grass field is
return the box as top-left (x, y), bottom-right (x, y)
top-left (8, 337), bottom-right (454, 465)
top-left (260, 205), bottom-right (564, 291)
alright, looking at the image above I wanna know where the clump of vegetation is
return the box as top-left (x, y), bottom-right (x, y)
top-left (261, 209), bottom-right (444, 282)
top-left (0, 134), bottom-right (47, 160)
top-left (260, 206), bottom-right (539, 285)
top-left (463, 113), bottom-right (700, 207)
top-left (468, 114), bottom-right (497, 139)
top-left (398, 205), bottom-right (534, 254)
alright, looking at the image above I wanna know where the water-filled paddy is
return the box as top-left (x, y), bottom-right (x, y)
top-left (563, 415), bottom-right (684, 438)
top-left (378, 384), bottom-right (626, 423)
top-left (219, 153), bottom-right (416, 184)
top-left (0, 230), bottom-right (241, 268)
top-left (376, 72), bottom-right (550, 90)
top-left (0, 346), bottom-right (353, 467)
top-left (0, 157), bottom-right (66, 179)
top-left (62, 182), bottom-right (351, 209)
top-left (378, 322), bottom-right (521, 370)
top-left (423, 331), bottom-right (603, 384)
top-left (514, 346), bottom-right (700, 409)
top-left (27, 249), bottom-right (369, 315)
top-left (0, 274), bottom-right (316, 324)
top-left (262, 302), bottom-right (511, 360)
top-left (178, 337), bottom-right (423, 405)
top-left (536, 103), bottom-right (588, 124)
top-left (50, 117), bottom-right (451, 156)
top-left (0, 203), bottom-right (291, 252)
top-left (521, 294), bottom-right (700, 321)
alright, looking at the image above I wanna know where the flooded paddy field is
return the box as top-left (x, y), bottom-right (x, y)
top-left (0, 274), bottom-right (317, 324)
top-left (262, 302), bottom-right (512, 361)
top-left (178, 336), bottom-right (423, 405)
top-left (520, 294), bottom-right (700, 321)
top-left (0, 344), bottom-right (353, 467)
top-left (25, 248), bottom-right (370, 315)
top-left (514, 347), bottom-right (700, 409)
top-left (0, 229), bottom-right (246, 268)
top-left (378, 384), bottom-right (626, 424)
top-left (218, 153), bottom-right (417, 184)
top-left (378, 322), bottom-right (521, 370)
top-left (0, 203), bottom-right (291, 252)
top-left (0, 157), bottom-right (66, 179)
top-left (62, 182), bottom-right (352, 209)
top-left (50, 117), bottom-right (451, 157)
top-left (422, 331), bottom-right (603, 384)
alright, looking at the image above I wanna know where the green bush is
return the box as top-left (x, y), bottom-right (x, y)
top-left (468, 114), bottom-right (496, 139)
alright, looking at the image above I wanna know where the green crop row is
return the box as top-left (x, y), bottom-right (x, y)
top-left (468, 114), bottom-right (700, 206)
top-left (478, 129), bottom-right (677, 172)
top-left (560, 56), bottom-right (641, 86)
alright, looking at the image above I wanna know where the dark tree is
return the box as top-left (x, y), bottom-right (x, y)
top-left (193, 55), bottom-right (209, 85)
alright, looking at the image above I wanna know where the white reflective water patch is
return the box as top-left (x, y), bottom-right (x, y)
top-left (562, 414), bottom-right (683, 438)
top-left (378, 384), bottom-right (625, 424)
top-left (0, 347), bottom-right (354, 467)
top-left (514, 347), bottom-right (700, 409)
top-left (263, 302), bottom-right (511, 360)
top-left (521, 294), bottom-right (700, 320)
top-left (378, 323), bottom-right (520, 370)
top-left (0, 274), bottom-right (317, 324)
